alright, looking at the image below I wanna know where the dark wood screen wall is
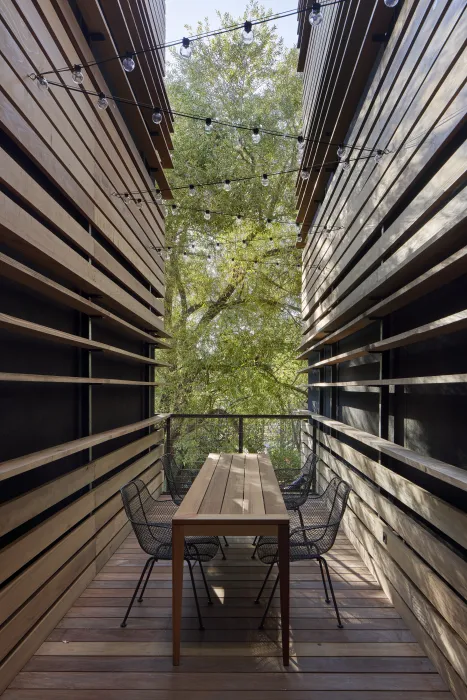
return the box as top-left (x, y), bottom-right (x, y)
top-left (0, 0), bottom-right (172, 689)
top-left (297, 1), bottom-right (467, 698)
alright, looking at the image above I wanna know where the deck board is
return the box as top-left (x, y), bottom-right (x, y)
top-left (3, 534), bottom-right (451, 699)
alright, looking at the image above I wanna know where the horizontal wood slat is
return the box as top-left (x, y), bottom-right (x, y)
top-left (0, 414), bottom-right (168, 482)
top-left (0, 313), bottom-right (169, 366)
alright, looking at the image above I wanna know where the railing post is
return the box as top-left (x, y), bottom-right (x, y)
top-left (238, 416), bottom-right (243, 453)
top-left (165, 416), bottom-right (171, 456)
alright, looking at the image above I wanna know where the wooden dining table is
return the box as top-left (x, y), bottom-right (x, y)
top-left (172, 452), bottom-right (290, 665)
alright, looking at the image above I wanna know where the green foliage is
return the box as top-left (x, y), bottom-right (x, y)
top-left (156, 2), bottom-right (306, 415)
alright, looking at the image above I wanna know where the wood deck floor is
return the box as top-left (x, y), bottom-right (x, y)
top-left (3, 534), bottom-right (451, 700)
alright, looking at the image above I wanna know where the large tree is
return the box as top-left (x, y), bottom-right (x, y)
top-left (156, 2), bottom-right (305, 415)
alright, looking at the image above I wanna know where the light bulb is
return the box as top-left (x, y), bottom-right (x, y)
top-left (242, 239), bottom-right (247, 248)
top-left (242, 20), bottom-right (254, 45)
top-left (337, 144), bottom-right (346, 160)
top-left (309, 2), bottom-right (323, 26)
top-left (122, 53), bottom-right (136, 72)
top-left (384, 0), bottom-right (399, 6)
top-left (188, 184), bottom-right (196, 197)
top-left (261, 174), bottom-right (269, 187)
top-left (171, 204), bottom-right (178, 215)
top-left (267, 219), bottom-right (273, 226)
top-left (37, 76), bottom-right (49, 92)
top-left (300, 168), bottom-right (310, 181)
top-left (374, 149), bottom-right (384, 163)
top-left (123, 193), bottom-right (130, 202)
top-left (207, 254), bottom-right (211, 261)
top-left (183, 251), bottom-right (188, 259)
top-left (216, 242), bottom-right (221, 249)
top-left (72, 65), bottom-right (84, 84)
top-left (152, 108), bottom-right (163, 124)
top-left (252, 127), bottom-right (261, 144)
top-left (155, 189), bottom-right (162, 204)
top-left (97, 92), bottom-right (109, 110)
top-left (235, 215), bottom-right (242, 224)
top-left (341, 159), bottom-right (350, 171)
top-left (224, 179), bottom-right (231, 192)
top-left (205, 118), bottom-right (213, 134)
top-left (180, 37), bottom-right (192, 59)
top-left (204, 210), bottom-right (211, 221)
top-left (297, 135), bottom-right (305, 152)
top-left (136, 198), bottom-right (143, 209)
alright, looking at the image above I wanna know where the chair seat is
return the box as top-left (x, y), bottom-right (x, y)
top-left (146, 536), bottom-right (220, 562)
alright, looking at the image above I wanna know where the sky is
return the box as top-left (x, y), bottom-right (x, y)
top-left (166, 0), bottom-right (299, 52)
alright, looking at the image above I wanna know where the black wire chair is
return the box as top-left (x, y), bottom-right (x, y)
top-left (162, 453), bottom-right (229, 557)
top-left (275, 451), bottom-right (319, 511)
top-left (251, 451), bottom-right (319, 558)
top-left (120, 478), bottom-right (219, 630)
top-left (255, 477), bottom-right (351, 629)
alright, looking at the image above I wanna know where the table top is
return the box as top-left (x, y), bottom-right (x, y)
top-left (173, 453), bottom-right (289, 525)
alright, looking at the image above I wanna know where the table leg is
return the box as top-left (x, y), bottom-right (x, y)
top-left (172, 524), bottom-right (184, 665)
top-left (278, 523), bottom-right (290, 666)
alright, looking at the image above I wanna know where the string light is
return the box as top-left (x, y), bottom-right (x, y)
top-left (152, 108), bottom-right (163, 124)
top-left (180, 37), bottom-right (192, 59)
top-left (171, 204), bottom-right (179, 215)
top-left (38, 76), bottom-right (49, 92)
top-left (224, 179), bottom-right (231, 192)
top-left (122, 52), bottom-right (136, 72)
top-left (384, 0), bottom-right (399, 6)
top-left (261, 174), bottom-right (269, 187)
top-left (96, 92), bottom-right (109, 110)
top-left (31, 78), bottom-right (380, 156)
top-left (71, 65), bottom-right (84, 84)
top-left (374, 149), bottom-right (384, 163)
top-left (155, 190), bottom-right (163, 204)
top-left (242, 20), bottom-right (254, 45)
top-left (189, 184), bottom-right (196, 197)
top-left (309, 3), bottom-right (324, 26)
top-left (300, 168), bottom-right (310, 181)
top-left (132, 198), bottom-right (343, 233)
top-left (204, 210), bottom-right (211, 220)
top-left (38, 2), bottom-right (347, 79)
top-left (341, 159), bottom-right (350, 171)
top-left (136, 198), bottom-right (143, 209)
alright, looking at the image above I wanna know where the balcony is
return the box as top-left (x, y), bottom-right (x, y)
top-left (0, 414), bottom-right (457, 699)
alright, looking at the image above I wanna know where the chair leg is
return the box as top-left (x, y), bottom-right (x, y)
top-left (259, 572), bottom-right (280, 629)
top-left (251, 542), bottom-right (259, 559)
top-left (121, 557), bottom-right (154, 628)
top-left (223, 536), bottom-right (229, 547)
top-left (321, 556), bottom-right (343, 628)
top-left (218, 538), bottom-right (227, 560)
top-left (138, 558), bottom-right (156, 602)
top-left (252, 536), bottom-right (258, 546)
top-left (318, 557), bottom-right (331, 604)
top-left (199, 560), bottom-right (213, 604)
top-left (187, 559), bottom-right (204, 631)
top-left (255, 560), bottom-right (275, 604)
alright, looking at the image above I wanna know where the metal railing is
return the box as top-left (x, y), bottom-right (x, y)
top-left (165, 413), bottom-right (311, 472)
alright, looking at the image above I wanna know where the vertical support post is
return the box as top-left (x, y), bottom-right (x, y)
top-left (378, 318), bottom-right (390, 444)
top-left (238, 416), bottom-right (244, 453)
top-left (278, 522), bottom-right (290, 666)
top-left (165, 416), bottom-right (171, 455)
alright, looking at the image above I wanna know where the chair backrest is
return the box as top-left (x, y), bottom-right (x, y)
top-left (314, 477), bottom-right (351, 554)
top-left (283, 452), bottom-right (319, 506)
top-left (161, 453), bottom-right (187, 505)
top-left (120, 478), bottom-right (172, 554)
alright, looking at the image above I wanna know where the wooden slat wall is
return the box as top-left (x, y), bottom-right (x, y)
top-left (298, 0), bottom-right (467, 698)
top-left (0, 0), bottom-right (171, 690)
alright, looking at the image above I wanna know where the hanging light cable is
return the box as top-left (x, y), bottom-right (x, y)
top-left (37, 1), bottom-right (348, 77)
top-left (30, 77), bottom-right (381, 155)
